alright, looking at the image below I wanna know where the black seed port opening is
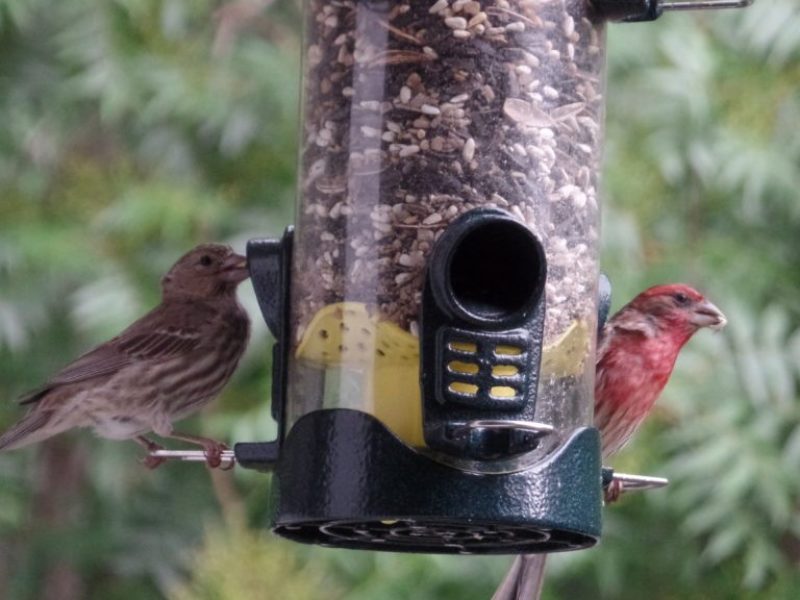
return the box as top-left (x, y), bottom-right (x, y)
top-left (448, 220), bottom-right (545, 324)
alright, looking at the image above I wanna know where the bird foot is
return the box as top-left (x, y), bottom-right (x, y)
top-left (200, 439), bottom-right (232, 470)
top-left (137, 437), bottom-right (168, 470)
top-left (604, 479), bottom-right (624, 504)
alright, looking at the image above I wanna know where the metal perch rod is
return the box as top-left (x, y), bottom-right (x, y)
top-left (149, 449), bottom-right (236, 465)
top-left (610, 472), bottom-right (669, 492)
top-left (660, 0), bottom-right (753, 11)
top-left (146, 449), bottom-right (670, 495)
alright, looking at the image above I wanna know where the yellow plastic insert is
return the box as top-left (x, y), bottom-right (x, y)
top-left (448, 382), bottom-right (479, 395)
top-left (448, 360), bottom-right (480, 375)
top-left (540, 320), bottom-right (590, 378)
top-left (489, 386), bottom-right (517, 399)
top-left (495, 344), bottom-right (523, 356)
top-left (449, 340), bottom-right (478, 353)
top-left (295, 302), bottom-right (423, 446)
top-left (491, 364), bottom-right (519, 377)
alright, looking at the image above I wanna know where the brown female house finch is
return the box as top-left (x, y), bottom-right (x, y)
top-left (493, 283), bottom-right (727, 600)
top-left (0, 244), bottom-right (250, 468)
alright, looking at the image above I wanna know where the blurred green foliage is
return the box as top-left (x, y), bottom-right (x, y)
top-left (168, 523), bottom-right (335, 600)
top-left (1, 0), bottom-right (799, 598)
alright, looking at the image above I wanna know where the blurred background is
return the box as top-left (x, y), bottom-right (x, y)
top-left (1, 0), bottom-right (799, 598)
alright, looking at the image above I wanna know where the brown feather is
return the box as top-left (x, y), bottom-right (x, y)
top-left (19, 304), bottom-right (206, 406)
top-left (0, 410), bottom-right (53, 450)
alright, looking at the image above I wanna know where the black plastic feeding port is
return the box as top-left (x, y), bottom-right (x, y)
top-left (440, 216), bottom-right (545, 325)
top-left (421, 208), bottom-right (549, 460)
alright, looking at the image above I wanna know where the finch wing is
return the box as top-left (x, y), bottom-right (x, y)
top-left (18, 317), bottom-right (203, 405)
top-left (596, 306), bottom-right (656, 365)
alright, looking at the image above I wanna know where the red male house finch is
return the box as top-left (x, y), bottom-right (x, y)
top-left (493, 283), bottom-right (727, 600)
top-left (0, 244), bottom-right (250, 468)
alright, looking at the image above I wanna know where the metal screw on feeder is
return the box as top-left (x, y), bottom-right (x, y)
top-left (150, 0), bottom-right (752, 563)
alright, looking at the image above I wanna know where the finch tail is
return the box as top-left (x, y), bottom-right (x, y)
top-left (0, 410), bottom-right (56, 451)
top-left (492, 555), bottom-right (547, 600)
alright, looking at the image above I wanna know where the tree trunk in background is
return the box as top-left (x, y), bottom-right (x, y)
top-left (0, 542), bottom-right (8, 599)
top-left (31, 437), bottom-right (88, 600)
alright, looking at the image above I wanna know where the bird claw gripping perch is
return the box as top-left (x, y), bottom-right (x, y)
top-left (602, 468), bottom-right (669, 503)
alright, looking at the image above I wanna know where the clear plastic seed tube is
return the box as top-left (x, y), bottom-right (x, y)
top-left (288, 0), bottom-right (605, 463)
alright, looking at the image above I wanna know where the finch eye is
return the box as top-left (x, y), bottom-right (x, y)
top-left (673, 292), bottom-right (690, 305)
top-left (199, 255), bottom-right (213, 267)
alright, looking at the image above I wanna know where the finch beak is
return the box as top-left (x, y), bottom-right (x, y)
top-left (691, 300), bottom-right (727, 331)
top-left (221, 253), bottom-right (250, 283)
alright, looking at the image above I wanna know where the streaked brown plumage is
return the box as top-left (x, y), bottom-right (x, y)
top-left (0, 243), bottom-right (250, 468)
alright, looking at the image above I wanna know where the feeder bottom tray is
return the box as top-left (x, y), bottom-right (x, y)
top-left (264, 409), bottom-right (602, 555)
top-left (276, 518), bottom-right (591, 555)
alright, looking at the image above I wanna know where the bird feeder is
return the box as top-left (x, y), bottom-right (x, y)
top-left (225, 0), bottom-right (751, 556)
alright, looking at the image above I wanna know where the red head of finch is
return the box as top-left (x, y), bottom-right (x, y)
top-left (0, 243), bottom-right (251, 468)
